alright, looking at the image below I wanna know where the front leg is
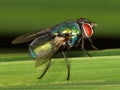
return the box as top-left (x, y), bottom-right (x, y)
top-left (88, 38), bottom-right (98, 50)
top-left (81, 38), bottom-right (92, 57)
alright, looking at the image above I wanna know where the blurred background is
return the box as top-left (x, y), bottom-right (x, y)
top-left (0, 0), bottom-right (120, 52)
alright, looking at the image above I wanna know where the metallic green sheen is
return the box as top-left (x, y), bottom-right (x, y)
top-left (51, 21), bottom-right (81, 47)
top-left (33, 42), bottom-right (54, 67)
top-left (29, 21), bottom-right (82, 61)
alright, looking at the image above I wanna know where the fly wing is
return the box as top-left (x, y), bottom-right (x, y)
top-left (12, 28), bottom-right (51, 44)
top-left (30, 36), bottom-right (65, 67)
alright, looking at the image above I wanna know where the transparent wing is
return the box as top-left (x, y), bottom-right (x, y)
top-left (31, 36), bottom-right (65, 67)
top-left (12, 28), bottom-right (51, 44)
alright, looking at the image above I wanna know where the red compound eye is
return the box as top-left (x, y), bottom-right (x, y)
top-left (83, 23), bottom-right (93, 37)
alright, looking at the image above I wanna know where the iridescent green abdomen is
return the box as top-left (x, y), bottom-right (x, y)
top-left (51, 21), bottom-right (81, 47)
top-left (30, 41), bottom-right (54, 66)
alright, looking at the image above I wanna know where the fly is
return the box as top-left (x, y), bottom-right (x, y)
top-left (12, 18), bottom-right (97, 80)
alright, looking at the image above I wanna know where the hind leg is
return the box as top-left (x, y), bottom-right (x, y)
top-left (38, 60), bottom-right (51, 79)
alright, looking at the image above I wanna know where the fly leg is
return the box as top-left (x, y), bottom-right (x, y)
top-left (88, 38), bottom-right (98, 50)
top-left (81, 38), bottom-right (92, 57)
top-left (62, 50), bottom-right (70, 80)
top-left (75, 38), bottom-right (82, 47)
top-left (38, 60), bottom-right (51, 79)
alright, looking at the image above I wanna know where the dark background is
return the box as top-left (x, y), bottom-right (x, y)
top-left (0, 0), bottom-right (120, 51)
